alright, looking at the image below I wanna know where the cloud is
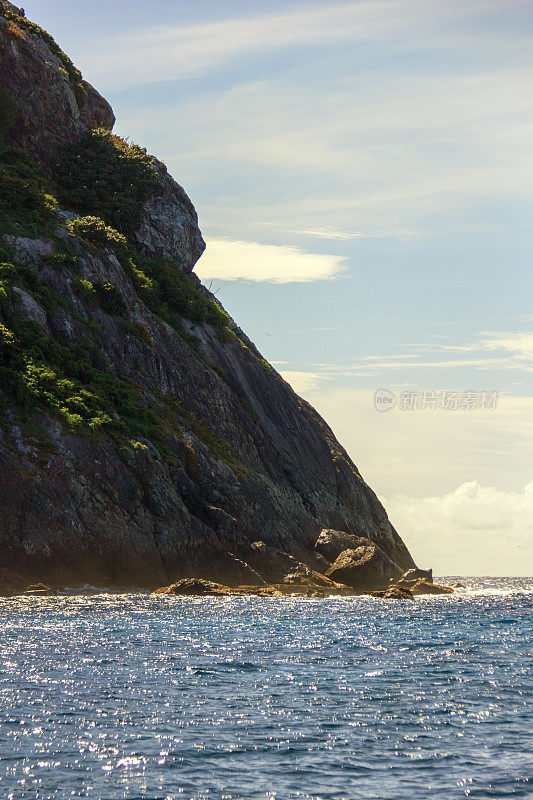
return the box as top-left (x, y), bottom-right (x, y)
top-left (76, 0), bottom-right (522, 90)
top-left (102, 0), bottom-right (533, 243)
top-left (276, 329), bottom-right (533, 383)
top-left (445, 331), bottom-right (533, 358)
top-left (301, 387), bottom-right (533, 496)
top-left (383, 482), bottom-right (533, 576)
top-left (117, 58), bottom-right (533, 241)
top-left (194, 239), bottom-right (346, 283)
top-left (277, 378), bottom-right (533, 575)
top-left (274, 382), bottom-right (533, 573)
top-left (280, 370), bottom-right (331, 393)
top-left (291, 226), bottom-right (417, 240)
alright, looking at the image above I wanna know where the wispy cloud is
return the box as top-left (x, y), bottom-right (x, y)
top-left (195, 239), bottom-right (346, 283)
top-left (291, 226), bottom-right (417, 240)
top-left (117, 57), bottom-right (533, 241)
top-left (273, 330), bottom-right (533, 387)
top-left (444, 331), bottom-right (533, 358)
top-left (289, 384), bottom-right (533, 571)
top-left (76, 0), bottom-right (525, 90)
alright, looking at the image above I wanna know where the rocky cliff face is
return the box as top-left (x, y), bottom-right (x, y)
top-left (0, 3), bottom-right (416, 590)
top-left (0, 2), bottom-right (114, 162)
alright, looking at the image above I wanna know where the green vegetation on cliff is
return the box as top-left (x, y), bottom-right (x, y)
top-left (122, 251), bottom-right (232, 334)
top-left (0, 253), bottom-right (236, 470)
top-left (0, 29), bottom-right (244, 477)
top-left (0, 149), bottom-right (57, 237)
top-left (0, 148), bottom-right (241, 473)
top-left (54, 129), bottom-right (162, 237)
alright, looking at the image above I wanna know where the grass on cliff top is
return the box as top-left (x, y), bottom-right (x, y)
top-left (0, 2), bottom-right (86, 108)
top-left (53, 129), bottom-right (162, 238)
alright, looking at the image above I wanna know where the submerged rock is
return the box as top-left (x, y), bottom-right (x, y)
top-left (153, 576), bottom-right (354, 598)
top-left (154, 579), bottom-right (234, 596)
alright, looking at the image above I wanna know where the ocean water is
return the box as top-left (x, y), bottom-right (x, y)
top-left (0, 578), bottom-right (531, 800)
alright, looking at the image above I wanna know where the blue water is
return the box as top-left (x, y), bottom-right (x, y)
top-left (0, 578), bottom-right (531, 800)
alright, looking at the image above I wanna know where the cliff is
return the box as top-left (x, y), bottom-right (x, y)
top-left (0, 2), bottom-right (416, 590)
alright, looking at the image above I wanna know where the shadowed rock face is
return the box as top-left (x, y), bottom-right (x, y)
top-left (0, 5), bottom-right (417, 590)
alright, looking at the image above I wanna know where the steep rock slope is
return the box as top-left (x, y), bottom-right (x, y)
top-left (0, 3), bottom-right (415, 589)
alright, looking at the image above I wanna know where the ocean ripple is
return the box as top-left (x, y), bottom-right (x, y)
top-left (0, 577), bottom-right (531, 799)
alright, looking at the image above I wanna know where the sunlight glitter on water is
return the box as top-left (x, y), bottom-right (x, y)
top-left (0, 578), bottom-right (531, 799)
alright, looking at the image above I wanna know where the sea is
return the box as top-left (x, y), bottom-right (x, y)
top-left (0, 577), bottom-right (531, 800)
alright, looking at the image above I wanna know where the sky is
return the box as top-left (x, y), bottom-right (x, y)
top-left (27, 0), bottom-right (533, 575)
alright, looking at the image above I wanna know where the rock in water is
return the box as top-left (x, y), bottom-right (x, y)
top-left (325, 542), bottom-right (402, 591)
top-left (154, 579), bottom-right (234, 596)
top-left (398, 567), bottom-right (433, 584)
top-left (410, 581), bottom-right (454, 595)
top-left (0, 4), bottom-right (417, 590)
top-left (370, 586), bottom-right (414, 600)
top-left (22, 583), bottom-right (58, 596)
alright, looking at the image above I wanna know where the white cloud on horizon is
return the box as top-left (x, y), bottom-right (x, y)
top-left (195, 239), bottom-right (346, 283)
top-left (383, 482), bottom-right (533, 576)
top-left (280, 378), bottom-right (533, 575)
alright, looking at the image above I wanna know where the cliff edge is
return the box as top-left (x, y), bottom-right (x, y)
top-left (0, 2), bottom-right (416, 590)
